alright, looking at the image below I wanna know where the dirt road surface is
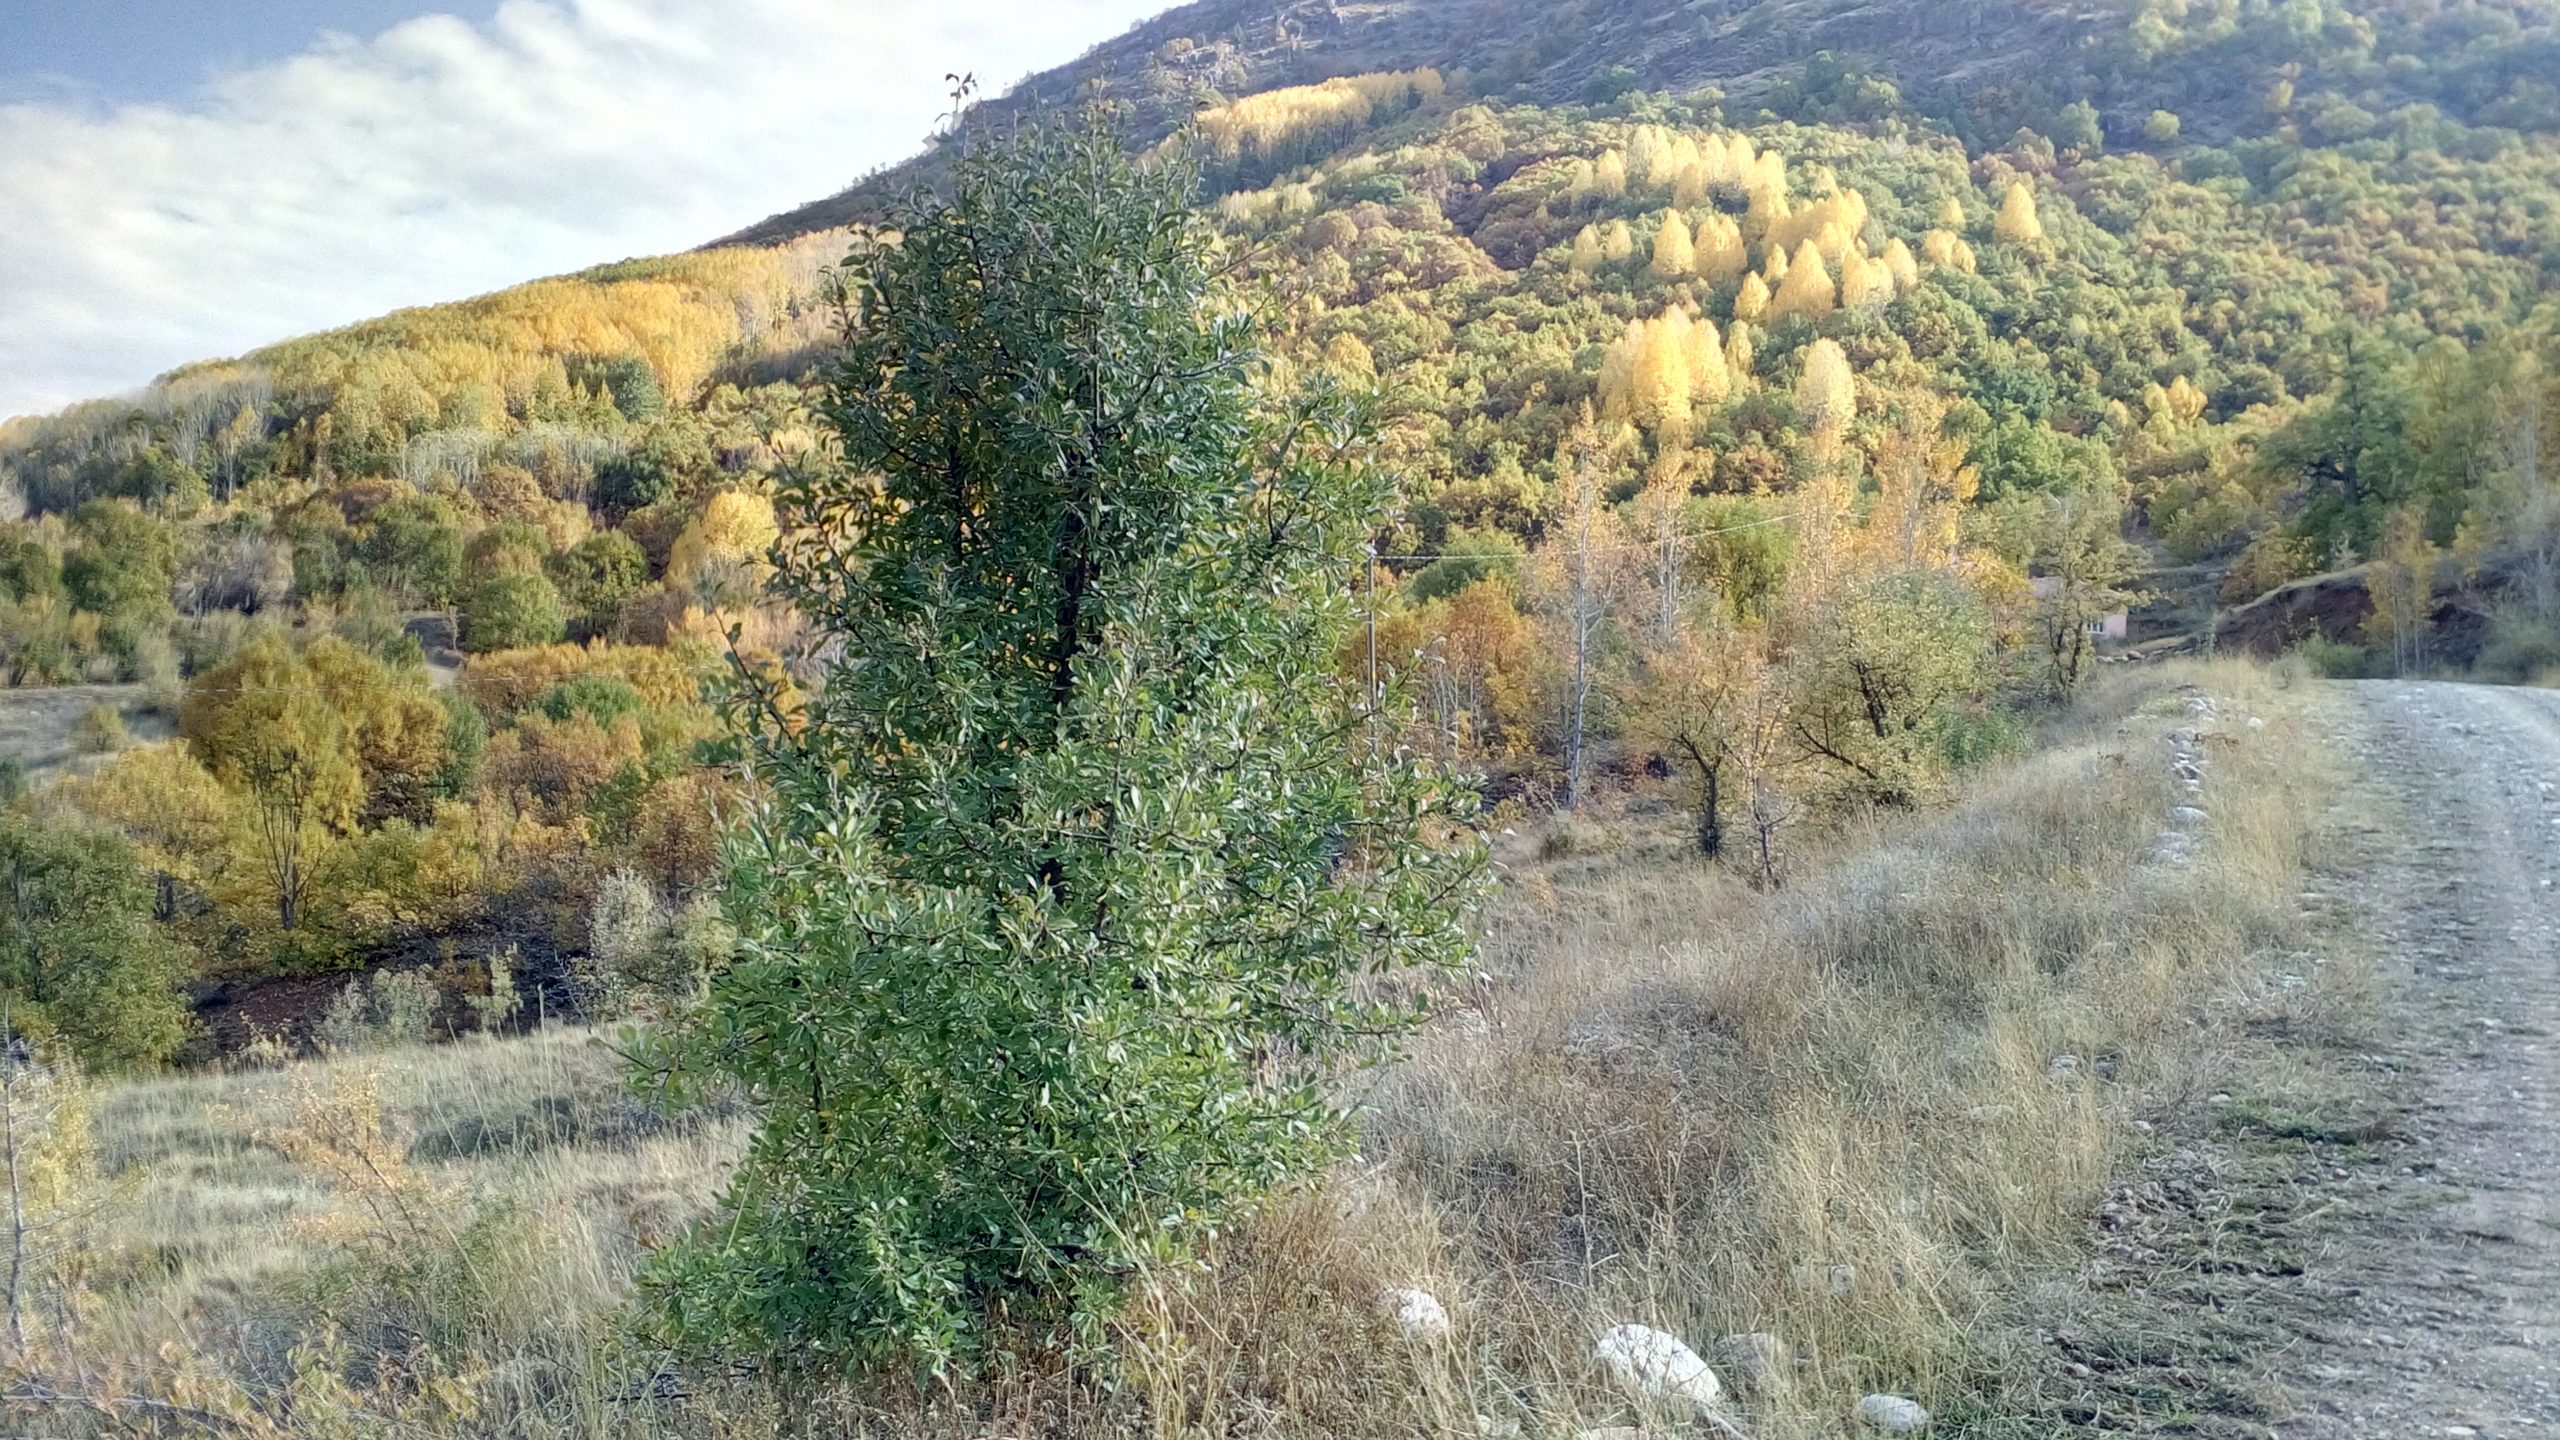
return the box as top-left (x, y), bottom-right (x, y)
top-left (2281, 681), bottom-right (2560, 1437)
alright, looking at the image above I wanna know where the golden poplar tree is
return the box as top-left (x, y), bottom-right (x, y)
top-left (1920, 229), bottom-right (1977, 272)
top-left (1937, 195), bottom-right (1967, 229)
top-left (1734, 273), bottom-right (1771, 324)
top-left (1882, 237), bottom-right (1920, 293)
top-left (1747, 150), bottom-right (1788, 203)
top-left (1994, 181), bottom-right (2045, 245)
top-left (1684, 313), bottom-right (1730, 408)
top-left (1594, 150), bottom-right (1629, 198)
top-left (1768, 240), bottom-right (1836, 322)
top-left (1696, 214), bottom-right (1748, 284)
top-left (1632, 314), bottom-right (1695, 447)
top-left (1795, 339), bottom-right (1857, 446)
top-left (1601, 219), bottom-right (1635, 264)
top-left (1725, 321), bottom-right (1756, 390)
top-left (1745, 188), bottom-right (1788, 244)
top-left (1839, 249), bottom-right (1892, 310)
top-left (1569, 225), bottom-right (1604, 275)
top-left (2164, 375), bottom-right (2208, 422)
top-left (1651, 210), bottom-right (1696, 279)
top-left (1628, 126), bottom-right (1666, 187)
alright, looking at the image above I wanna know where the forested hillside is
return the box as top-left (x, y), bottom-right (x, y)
top-left (0, 3), bottom-right (2554, 1435)
top-left (0, 0), bottom-right (2555, 1071)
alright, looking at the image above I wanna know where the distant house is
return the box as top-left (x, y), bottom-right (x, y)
top-left (2029, 575), bottom-right (2129, 641)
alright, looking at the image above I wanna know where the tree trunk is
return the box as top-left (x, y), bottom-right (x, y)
top-left (1697, 760), bottom-right (1723, 859)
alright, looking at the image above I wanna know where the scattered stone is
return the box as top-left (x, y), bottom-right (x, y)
top-left (1712, 1332), bottom-right (1791, 1395)
top-left (2170, 805), bottom-right (2209, 827)
top-left (1828, 1264), bottom-right (1858, 1297)
top-left (2247, 716), bottom-right (2266, 730)
top-left (1380, 1287), bottom-right (1450, 1341)
top-left (1474, 1416), bottom-right (1524, 1440)
top-left (1594, 1324), bottom-right (1723, 1414)
top-left (2048, 1054), bottom-right (2082, 1078)
top-left (1576, 1429), bottom-right (1656, 1440)
top-left (1857, 1394), bottom-right (1931, 1433)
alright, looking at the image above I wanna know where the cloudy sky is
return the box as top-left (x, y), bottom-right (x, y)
top-left (0, 0), bottom-right (1168, 420)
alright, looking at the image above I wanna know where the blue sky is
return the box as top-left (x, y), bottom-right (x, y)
top-left (2, 2), bottom-right (506, 104)
top-left (0, 0), bottom-right (1166, 419)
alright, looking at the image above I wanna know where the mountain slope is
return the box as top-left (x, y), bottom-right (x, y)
top-left (720, 0), bottom-right (2560, 245)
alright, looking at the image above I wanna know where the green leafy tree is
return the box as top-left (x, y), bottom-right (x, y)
top-left (0, 815), bottom-right (189, 1071)
top-left (2027, 489), bottom-right (2148, 697)
top-left (644, 115), bottom-right (1482, 1376)
top-left (1786, 568), bottom-right (1993, 807)
top-left (61, 500), bottom-right (178, 624)
top-left (358, 495), bottom-right (466, 609)
top-left (547, 529), bottom-right (650, 635)
top-left (462, 571), bottom-right (568, 653)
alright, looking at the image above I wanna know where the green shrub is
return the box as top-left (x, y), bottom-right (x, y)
top-left (72, 703), bottom-right (127, 755)
top-left (538, 673), bottom-right (644, 728)
top-left (371, 970), bottom-right (439, 1046)
top-left (2287, 631), bottom-right (2372, 679)
top-left (462, 571), bottom-right (568, 653)
top-left (2474, 606), bottom-right (2560, 683)
top-left (0, 813), bottom-right (189, 1070)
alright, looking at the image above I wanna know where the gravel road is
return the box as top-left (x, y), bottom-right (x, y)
top-left (2281, 681), bottom-right (2560, 1437)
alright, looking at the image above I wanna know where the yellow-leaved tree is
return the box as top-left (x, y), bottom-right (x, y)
top-left (1600, 313), bottom-right (1696, 448)
top-left (1994, 181), bottom-right (2045, 246)
top-left (1683, 312), bottom-right (1730, 408)
top-left (1796, 338), bottom-right (1858, 449)
top-left (1881, 237), bottom-right (1921, 293)
top-left (1650, 210), bottom-right (1696, 280)
top-left (1569, 225), bottom-right (1604, 275)
top-left (1768, 240), bottom-right (1837, 322)
top-left (667, 488), bottom-right (781, 601)
top-left (1696, 214), bottom-right (1748, 284)
top-left (1734, 273), bottom-right (1771, 324)
top-left (1840, 250), bottom-right (1893, 310)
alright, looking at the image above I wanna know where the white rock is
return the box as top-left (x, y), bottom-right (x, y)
top-left (1712, 1332), bottom-right (1791, 1394)
top-left (1857, 1393), bottom-right (1931, 1433)
top-left (1381, 1287), bottom-right (1451, 1341)
top-left (1474, 1415), bottom-right (1524, 1440)
top-left (2247, 716), bottom-right (2266, 730)
top-left (1594, 1324), bottom-right (1723, 1413)
top-left (1576, 1429), bottom-right (1656, 1440)
top-left (2170, 805), bottom-right (2208, 827)
top-left (2048, 1054), bottom-right (2081, 1078)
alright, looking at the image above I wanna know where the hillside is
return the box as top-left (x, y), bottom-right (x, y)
top-left (722, 0), bottom-right (2560, 243)
top-left (0, 1), bottom-right (2556, 1432)
top-left (0, 0), bottom-right (2546, 1042)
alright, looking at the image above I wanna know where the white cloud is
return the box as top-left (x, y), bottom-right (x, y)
top-left (0, 0), bottom-right (1165, 419)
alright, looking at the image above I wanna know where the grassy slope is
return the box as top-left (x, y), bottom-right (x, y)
top-left (0, 685), bottom-right (171, 787)
top-left (70, 658), bottom-right (2336, 1437)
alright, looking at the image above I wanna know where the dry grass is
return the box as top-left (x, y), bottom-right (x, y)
top-left (49, 658), bottom-right (2325, 1438)
top-left (0, 683), bottom-right (170, 785)
top-left (78, 1027), bottom-right (743, 1434)
top-left (1094, 657), bottom-right (2322, 1439)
